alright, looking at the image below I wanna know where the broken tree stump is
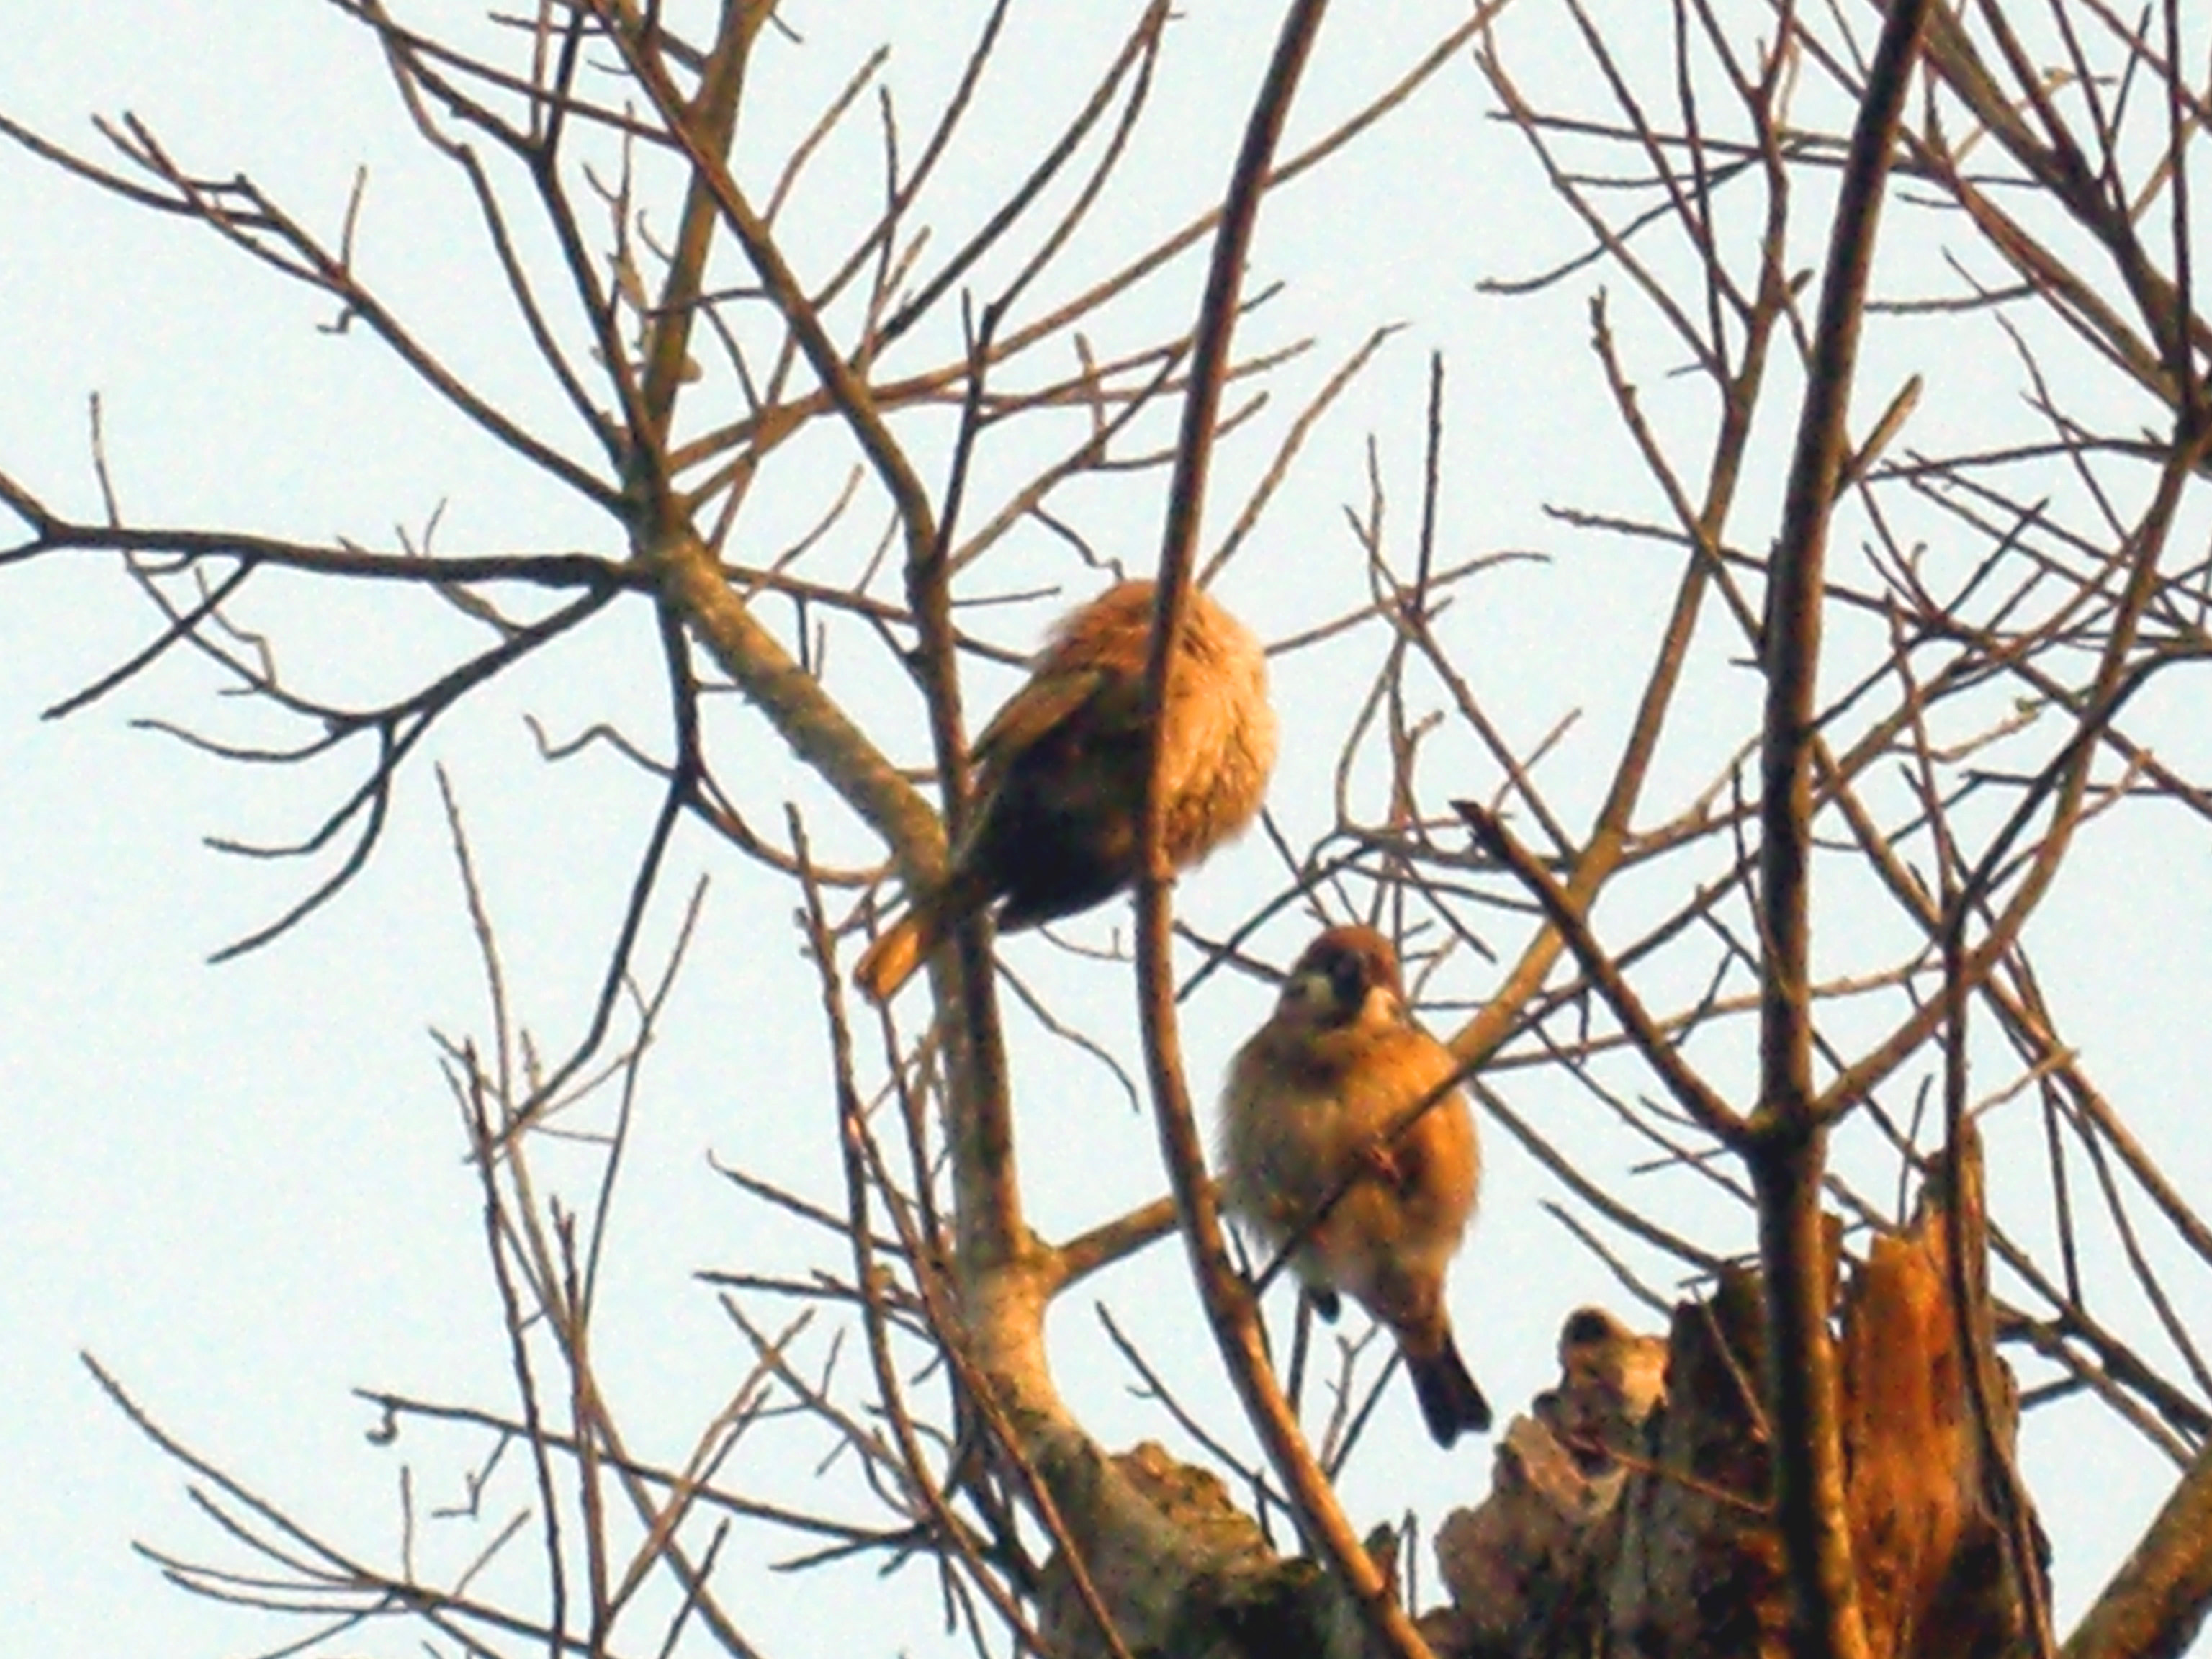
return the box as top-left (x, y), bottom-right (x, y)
top-left (1429, 1142), bottom-right (2045, 1658)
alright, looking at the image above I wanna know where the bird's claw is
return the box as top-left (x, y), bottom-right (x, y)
top-left (1361, 1140), bottom-right (1407, 1190)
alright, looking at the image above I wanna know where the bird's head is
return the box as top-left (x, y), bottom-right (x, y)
top-left (1277, 925), bottom-right (1408, 1030)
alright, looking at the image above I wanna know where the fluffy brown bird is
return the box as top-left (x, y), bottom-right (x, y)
top-left (854, 579), bottom-right (1276, 1004)
top-left (1219, 925), bottom-right (1491, 1446)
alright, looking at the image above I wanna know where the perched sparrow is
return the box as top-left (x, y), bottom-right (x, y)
top-left (855, 579), bottom-right (1276, 1003)
top-left (1219, 925), bottom-right (1491, 1446)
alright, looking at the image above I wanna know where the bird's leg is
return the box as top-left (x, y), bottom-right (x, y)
top-left (1358, 1136), bottom-right (1408, 1191)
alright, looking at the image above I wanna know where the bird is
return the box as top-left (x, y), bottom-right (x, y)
top-left (853, 578), bottom-right (1276, 1004)
top-left (1218, 924), bottom-right (1492, 1446)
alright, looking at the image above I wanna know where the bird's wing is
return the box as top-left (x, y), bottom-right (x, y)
top-left (972, 665), bottom-right (1130, 769)
top-left (1351, 1033), bottom-right (1470, 1202)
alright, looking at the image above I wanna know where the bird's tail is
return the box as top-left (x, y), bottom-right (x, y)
top-left (854, 910), bottom-right (935, 1004)
top-left (853, 871), bottom-right (993, 1005)
top-left (1406, 1328), bottom-right (1493, 1447)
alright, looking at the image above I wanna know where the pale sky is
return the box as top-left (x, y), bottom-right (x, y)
top-left (4, 5), bottom-right (2204, 1655)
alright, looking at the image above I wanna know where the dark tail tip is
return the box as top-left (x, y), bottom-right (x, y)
top-left (1408, 1334), bottom-right (1493, 1447)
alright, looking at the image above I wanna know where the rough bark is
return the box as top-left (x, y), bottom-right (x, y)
top-left (1037, 1442), bottom-right (1392, 1659)
top-left (2064, 1440), bottom-right (2212, 1659)
top-left (1414, 1170), bottom-right (2043, 1658)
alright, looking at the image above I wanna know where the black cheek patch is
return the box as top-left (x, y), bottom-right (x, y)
top-left (1326, 950), bottom-right (1368, 1012)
